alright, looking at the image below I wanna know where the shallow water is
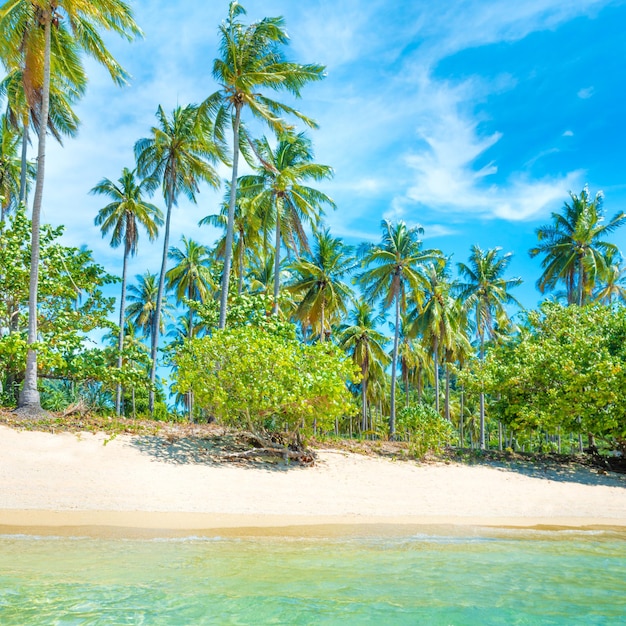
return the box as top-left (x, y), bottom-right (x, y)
top-left (0, 530), bottom-right (625, 625)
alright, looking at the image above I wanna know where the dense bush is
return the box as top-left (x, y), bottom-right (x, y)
top-left (472, 303), bottom-right (626, 450)
top-left (172, 325), bottom-right (358, 442)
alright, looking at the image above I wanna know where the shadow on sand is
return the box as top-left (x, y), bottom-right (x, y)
top-left (128, 433), bottom-right (307, 472)
top-left (450, 450), bottom-right (626, 488)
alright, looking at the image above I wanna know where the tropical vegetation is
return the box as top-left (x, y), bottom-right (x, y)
top-left (1, 0), bottom-right (626, 464)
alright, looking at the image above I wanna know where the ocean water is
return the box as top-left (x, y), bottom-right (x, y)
top-left (0, 529), bottom-right (625, 625)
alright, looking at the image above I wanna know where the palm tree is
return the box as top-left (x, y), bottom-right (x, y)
top-left (339, 299), bottom-right (389, 432)
top-left (594, 252), bottom-right (626, 304)
top-left (530, 186), bottom-right (626, 305)
top-left (0, 0), bottom-right (142, 414)
top-left (200, 188), bottom-right (263, 295)
top-left (359, 220), bottom-right (443, 437)
top-left (92, 167), bottom-right (163, 415)
top-left (456, 245), bottom-right (522, 448)
top-left (166, 236), bottom-right (215, 337)
top-left (126, 272), bottom-right (170, 341)
top-left (0, 113), bottom-right (23, 221)
top-left (288, 228), bottom-right (355, 341)
top-left (240, 133), bottom-right (335, 315)
top-left (203, 1), bottom-right (325, 329)
top-left (135, 104), bottom-right (220, 413)
top-left (1, 56), bottom-right (83, 205)
top-left (412, 263), bottom-right (459, 416)
top-left (0, 2), bottom-right (85, 204)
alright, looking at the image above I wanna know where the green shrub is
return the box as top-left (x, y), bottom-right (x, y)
top-left (397, 404), bottom-right (455, 459)
top-left (172, 326), bottom-right (358, 442)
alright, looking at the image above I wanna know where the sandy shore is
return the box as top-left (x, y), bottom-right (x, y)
top-left (1, 425), bottom-right (625, 536)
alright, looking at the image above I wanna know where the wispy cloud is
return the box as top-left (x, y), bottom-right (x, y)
top-left (577, 86), bottom-right (595, 99)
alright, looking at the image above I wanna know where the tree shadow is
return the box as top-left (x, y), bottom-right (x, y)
top-left (450, 450), bottom-right (626, 488)
top-left (128, 433), bottom-right (310, 472)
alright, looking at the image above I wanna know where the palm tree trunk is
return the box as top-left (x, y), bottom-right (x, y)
top-left (149, 189), bottom-right (174, 414)
top-left (417, 367), bottom-right (423, 402)
top-left (460, 385), bottom-right (465, 447)
top-left (444, 362), bottom-right (450, 421)
top-left (115, 244), bottom-right (130, 416)
top-left (361, 375), bottom-right (368, 432)
top-left (389, 294), bottom-right (400, 438)
top-left (18, 13), bottom-right (52, 414)
top-left (403, 362), bottom-right (409, 407)
top-left (578, 261), bottom-right (584, 306)
top-left (433, 338), bottom-right (439, 414)
top-left (237, 237), bottom-right (244, 295)
top-left (273, 204), bottom-right (281, 316)
top-left (479, 333), bottom-right (486, 449)
top-left (319, 297), bottom-right (325, 342)
top-left (219, 104), bottom-right (242, 329)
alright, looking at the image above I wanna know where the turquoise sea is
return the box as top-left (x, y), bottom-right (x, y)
top-left (0, 529), bottom-right (625, 625)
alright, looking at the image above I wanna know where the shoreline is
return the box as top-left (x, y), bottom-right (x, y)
top-left (1, 510), bottom-right (626, 540)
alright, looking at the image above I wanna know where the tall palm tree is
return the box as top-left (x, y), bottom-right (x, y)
top-left (530, 186), bottom-right (626, 305)
top-left (288, 228), bottom-right (355, 341)
top-left (0, 2), bottom-right (85, 204)
top-left (456, 245), bottom-right (522, 448)
top-left (359, 220), bottom-right (442, 437)
top-left (166, 236), bottom-right (215, 337)
top-left (92, 167), bottom-right (163, 415)
top-left (203, 1), bottom-right (325, 329)
top-left (0, 0), bottom-right (142, 414)
top-left (166, 237), bottom-right (214, 423)
top-left (135, 104), bottom-right (220, 413)
top-left (240, 133), bottom-right (335, 315)
top-left (339, 299), bottom-right (389, 432)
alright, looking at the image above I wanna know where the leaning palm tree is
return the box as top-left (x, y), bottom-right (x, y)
top-left (92, 167), bottom-right (163, 415)
top-left (240, 133), bottom-right (335, 315)
top-left (165, 236), bottom-right (215, 338)
top-left (456, 245), bottom-right (522, 449)
top-left (339, 299), bottom-right (389, 432)
top-left (203, 1), bottom-right (325, 328)
top-left (359, 220), bottom-right (443, 437)
top-left (287, 228), bottom-right (355, 341)
top-left (530, 186), bottom-right (626, 305)
top-left (135, 104), bottom-right (220, 413)
top-left (0, 0), bottom-right (142, 414)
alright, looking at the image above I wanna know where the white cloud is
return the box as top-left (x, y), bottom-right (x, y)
top-left (399, 81), bottom-right (584, 220)
top-left (562, 130), bottom-right (574, 137)
top-left (577, 86), bottom-right (595, 99)
top-left (404, 0), bottom-right (612, 66)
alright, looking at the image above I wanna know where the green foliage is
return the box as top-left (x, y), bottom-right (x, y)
top-left (172, 325), bottom-right (358, 440)
top-left (0, 210), bottom-right (152, 401)
top-left (190, 292), bottom-right (296, 338)
top-left (474, 303), bottom-right (626, 448)
top-left (396, 404), bottom-right (456, 458)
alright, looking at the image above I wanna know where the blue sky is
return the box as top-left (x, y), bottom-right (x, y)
top-left (24, 0), bottom-right (626, 310)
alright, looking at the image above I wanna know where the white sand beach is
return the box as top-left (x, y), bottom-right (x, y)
top-left (0, 425), bottom-right (625, 536)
